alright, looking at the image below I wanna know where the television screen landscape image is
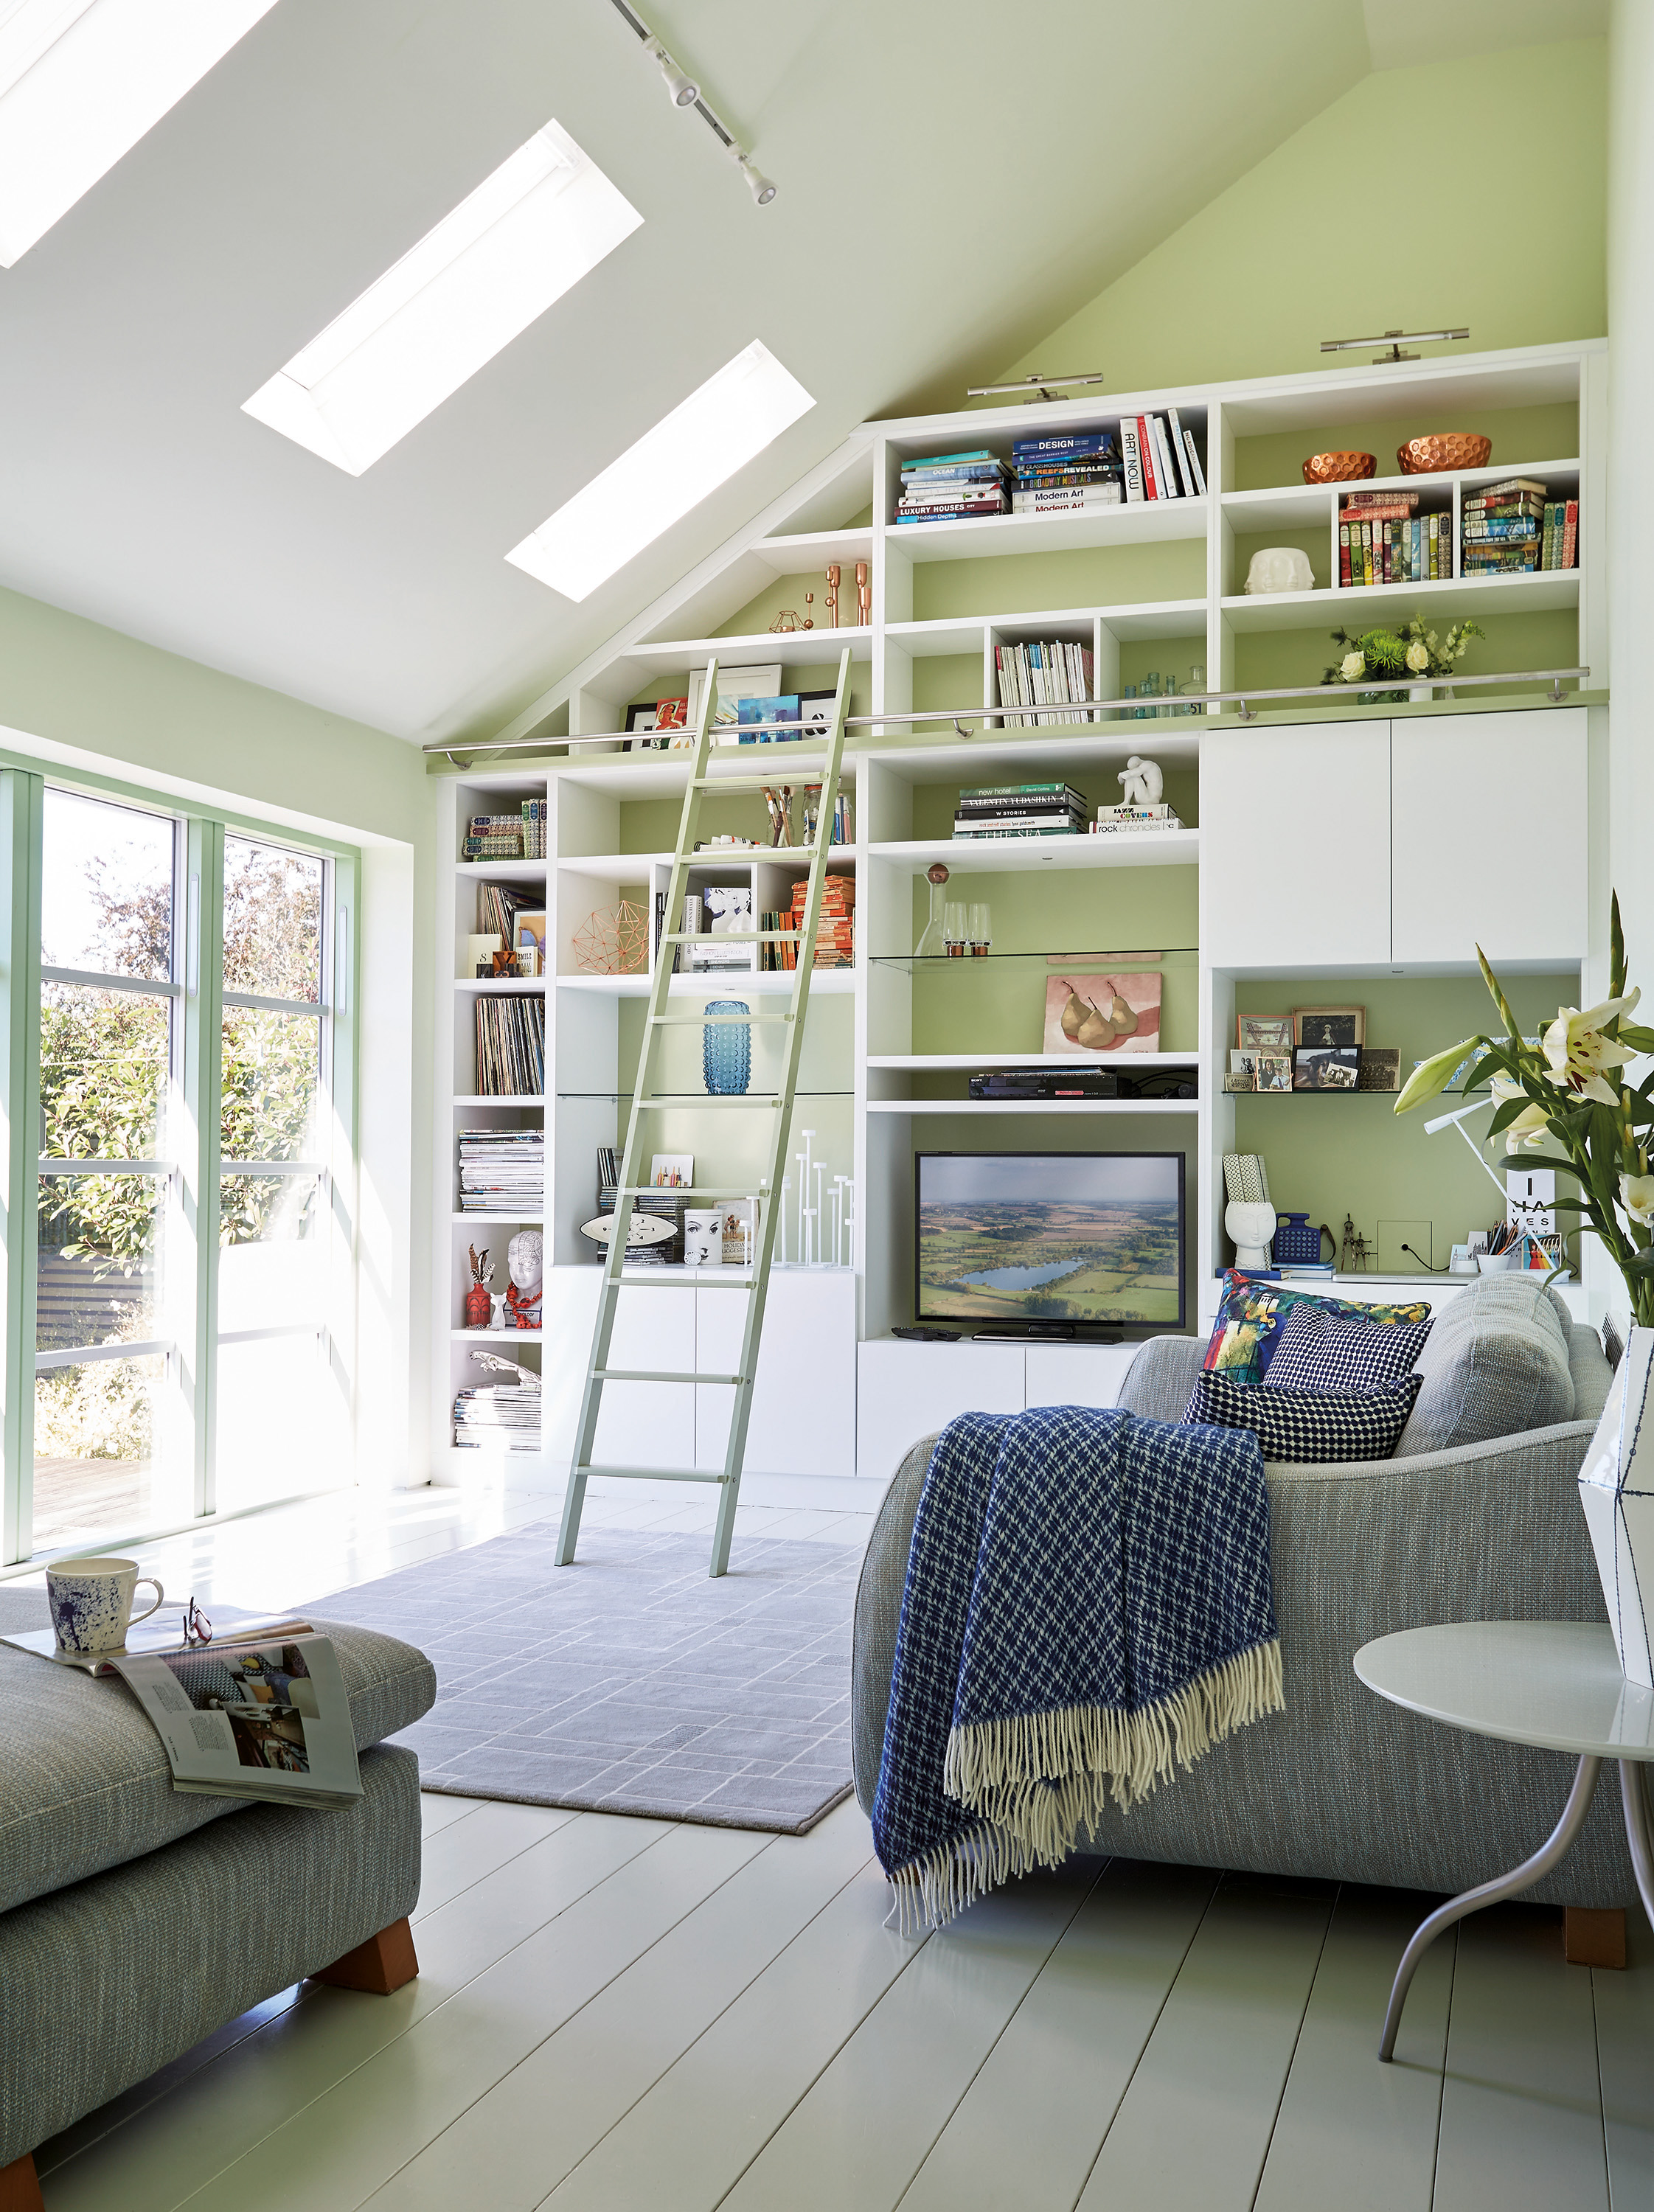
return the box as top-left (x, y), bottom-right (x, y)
top-left (917, 1152), bottom-right (1185, 1329)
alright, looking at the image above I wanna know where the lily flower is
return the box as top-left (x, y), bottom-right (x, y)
top-left (1622, 1174), bottom-right (1654, 1225)
top-left (1490, 1075), bottom-right (1551, 1152)
top-left (1540, 990), bottom-right (1641, 1104)
top-left (1395, 1036), bottom-right (1481, 1114)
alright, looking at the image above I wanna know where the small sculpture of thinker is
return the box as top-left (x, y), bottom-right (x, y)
top-left (1118, 756), bottom-right (1164, 808)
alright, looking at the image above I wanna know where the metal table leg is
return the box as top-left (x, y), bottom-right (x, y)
top-left (1379, 1753), bottom-right (1602, 2062)
top-left (1620, 1758), bottom-right (1654, 1931)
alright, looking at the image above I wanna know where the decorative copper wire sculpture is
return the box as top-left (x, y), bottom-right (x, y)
top-left (572, 900), bottom-right (649, 975)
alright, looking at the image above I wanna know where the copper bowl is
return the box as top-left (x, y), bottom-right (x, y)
top-left (1397, 433), bottom-right (1492, 476)
top-left (1303, 451), bottom-right (1377, 484)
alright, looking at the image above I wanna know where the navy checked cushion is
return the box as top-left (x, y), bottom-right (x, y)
top-left (1184, 1368), bottom-right (1423, 1463)
top-left (1259, 1305), bottom-right (1434, 1394)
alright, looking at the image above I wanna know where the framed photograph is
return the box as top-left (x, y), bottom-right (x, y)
top-left (649, 1154), bottom-right (693, 1189)
top-left (623, 698), bottom-right (688, 752)
top-left (1043, 972), bottom-right (1162, 1056)
top-left (1222, 1071), bottom-right (1254, 1093)
top-left (1293, 1043), bottom-right (1360, 1091)
top-left (796, 689), bottom-right (836, 739)
top-left (735, 694), bottom-right (801, 741)
top-left (1254, 1051), bottom-right (1293, 1092)
top-left (513, 911), bottom-right (546, 978)
top-left (1237, 1015), bottom-right (1293, 1052)
top-left (687, 664), bottom-right (782, 746)
top-left (1358, 1046), bottom-right (1401, 1092)
top-left (1293, 1005), bottom-right (1365, 1051)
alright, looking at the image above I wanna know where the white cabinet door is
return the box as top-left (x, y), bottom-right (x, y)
top-left (855, 1340), bottom-right (1025, 1479)
top-left (1201, 720), bottom-right (1391, 966)
top-left (1024, 1343), bottom-right (1142, 1411)
top-left (1391, 709), bottom-right (1587, 964)
top-left (539, 1268), bottom-right (698, 1470)
top-left (695, 1269), bottom-right (857, 1477)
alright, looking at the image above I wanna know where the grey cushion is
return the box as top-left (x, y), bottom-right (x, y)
top-left (1396, 1273), bottom-right (1576, 1456)
top-left (1568, 1323), bottom-right (1613, 1427)
top-left (1, 1741), bottom-right (420, 2171)
top-left (0, 1586), bottom-right (436, 1915)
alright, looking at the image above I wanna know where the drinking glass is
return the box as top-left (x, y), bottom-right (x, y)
top-left (967, 903), bottom-right (992, 956)
top-left (943, 902), bottom-right (967, 956)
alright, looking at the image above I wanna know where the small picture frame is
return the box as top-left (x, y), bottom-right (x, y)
top-left (1293, 1005), bottom-right (1365, 1051)
top-left (514, 911), bottom-right (546, 978)
top-left (1358, 1046), bottom-right (1401, 1092)
top-left (1237, 1015), bottom-right (1293, 1052)
top-left (625, 698), bottom-right (688, 752)
top-left (1254, 1051), bottom-right (1293, 1092)
top-left (796, 689), bottom-right (836, 739)
top-left (1294, 1043), bottom-right (1361, 1091)
top-left (650, 1153), bottom-right (694, 1189)
top-left (688, 664), bottom-right (783, 747)
top-left (1222, 1071), bottom-right (1254, 1093)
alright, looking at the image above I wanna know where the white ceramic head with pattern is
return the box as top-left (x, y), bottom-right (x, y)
top-left (46, 1557), bottom-right (164, 1655)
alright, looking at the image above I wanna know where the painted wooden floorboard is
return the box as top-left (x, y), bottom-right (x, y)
top-left (413, 1798), bottom-right (578, 1919)
top-left (895, 1857), bottom-right (1217, 2212)
top-left (417, 1790), bottom-right (481, 1840)
top-left (541, 1857), bottom-right (922, 2212)
top-left (717, 1860), bottom-right (1100, 2212)
top-left (1433, 1902), bottom-right (1609, 2212)
top-left (1594, 1905), bottom-right (1654, 2210)
top-left (1251, 1885), bottom-right (1453, 2212)
top-left (354, 1799), bottom-right (875, 2212)
top-left (39, 1811), bottom-right (674, 2212)
top-left (180, 1821), bottom-right (768, 2212)
top-left (1074, 1875), bottom-right (1335, 2212)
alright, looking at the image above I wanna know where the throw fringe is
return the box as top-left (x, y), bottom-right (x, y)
top-left (886, 1638), bottom-right (1284, 1934)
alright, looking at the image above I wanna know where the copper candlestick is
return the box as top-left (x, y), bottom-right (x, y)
top-left (824, 564), bottom-right (839, 628)
top-left (855, 560), bottom-right (870, 627)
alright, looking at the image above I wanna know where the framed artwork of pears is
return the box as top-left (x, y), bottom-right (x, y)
top-left (1043, 973), bottom-right (1162, 1055)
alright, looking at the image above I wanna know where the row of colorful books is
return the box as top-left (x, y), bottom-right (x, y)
top-left (995, 640), bottom-right (1095, 723)
top-left (892, 451), bottom-right (1009, 524)
top-left (473, 995), bottom-right (546, 1097)
top-left (1009, 431), bottom-right (1122, 513)
top-left (1338, 491), bottom-right (1448, 586)
top-left (795, 873), bottom-right (852, 967)
top-left (462, 801), bottom-right (547, 861)
top-left (1461, 479), bottom-right (1578, 574)
top-left (953, 782), bottom-right (1087, 839)
top-left (892, 419), bottom-right (1206, 525)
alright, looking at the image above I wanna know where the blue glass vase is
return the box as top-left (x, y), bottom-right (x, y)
top-left (702, 1001), bottom-right (751, 1095)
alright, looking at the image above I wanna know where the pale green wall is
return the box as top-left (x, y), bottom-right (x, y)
top-left (990, 41), bottom-right (1605, 397)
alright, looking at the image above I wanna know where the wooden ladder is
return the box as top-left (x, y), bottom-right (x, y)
top-left (556, 647), bottom-right (852, 1577)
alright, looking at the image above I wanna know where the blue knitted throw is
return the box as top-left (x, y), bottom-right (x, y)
top-left (872, 1405), bottom-right (1283, 1933)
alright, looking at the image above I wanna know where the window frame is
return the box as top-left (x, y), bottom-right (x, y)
top-left (0, 762), bottom-right (361, 1565)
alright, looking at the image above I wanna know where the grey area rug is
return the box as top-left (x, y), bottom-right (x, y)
top-left (308, 1522), bottom-right (859, 1834)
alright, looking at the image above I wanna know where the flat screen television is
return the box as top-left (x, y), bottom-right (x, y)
top-left (915, 1151), bottom-right (1186, 1333)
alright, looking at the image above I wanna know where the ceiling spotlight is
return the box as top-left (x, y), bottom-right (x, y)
top-left (735, 153), bottom-right (777, 206)
top-left (644, 36), bottom-right (698, 106)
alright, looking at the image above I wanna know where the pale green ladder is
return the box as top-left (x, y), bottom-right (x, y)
top-left (556, 647), bottom-right (852, 1577)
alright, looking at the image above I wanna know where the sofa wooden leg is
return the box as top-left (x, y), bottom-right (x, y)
top-left (1565, 1906), bottom-right (1627, 1968)
top-left (0, 2152), bottom-right (44, 2212)
top-left (310, 1916), bottom-right (418, 1995)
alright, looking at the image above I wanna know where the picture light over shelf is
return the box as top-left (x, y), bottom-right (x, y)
top-left (1321, 327), bottom-right (1470, 365)
top-left (966, 372), bottom-right (1105, 402)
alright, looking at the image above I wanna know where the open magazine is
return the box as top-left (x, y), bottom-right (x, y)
top-left (3, 1608), bottom-right (361, 1809)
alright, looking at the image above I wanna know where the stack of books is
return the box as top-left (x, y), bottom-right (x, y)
top-left (473, 995), bottom-right (546, 1096)
top-left (1120, 409), bottom-right (1205, 501)
top-left (1461, 479), bottom-right (1576, 574)
top-left (790, 874), bottom-right (854, 967)
top-left (1338, 491), bottom-right (1448, 585)
top-left (1091, 799), bottom-right (1184, 835)
top-left (458, 1127), bottom-right (545, 1213)
top-left (1010, 433), bottom-right (1122, 512)
top-left (893, 450), bottom-right (1010, 525)
top-left (953, 782), bottom-right (1086, 840)
top-left (453, 1383), bottom-right (541, 1451)
top-left (462, 801), bottom-right (547, 860)
top-left (995, 641), bottom-right (1095, 725)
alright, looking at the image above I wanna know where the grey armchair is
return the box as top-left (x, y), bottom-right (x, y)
top-left (852, 1276), bottom-right (1637, 1908)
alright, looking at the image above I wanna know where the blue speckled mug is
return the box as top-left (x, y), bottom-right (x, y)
top-left (46, 1557), bottom-right (164, 1655)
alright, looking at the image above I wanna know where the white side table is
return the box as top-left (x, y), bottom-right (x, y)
top-left (1353, 1620), bottom-right (1654, 2062)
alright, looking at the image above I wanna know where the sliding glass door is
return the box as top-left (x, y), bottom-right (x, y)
top-left (0, 769), bottom-right (358, 1564)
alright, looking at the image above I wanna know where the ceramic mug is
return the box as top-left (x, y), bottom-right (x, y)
top-left (46, 1557), bottom-right (164, 1655)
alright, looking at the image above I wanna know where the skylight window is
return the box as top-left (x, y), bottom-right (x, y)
top-left (505, 341), bottom-right (814, 602)
top-left (243, 119), bottom-right (642, 476)
top-left (0, 0), bottom-right (277, 267)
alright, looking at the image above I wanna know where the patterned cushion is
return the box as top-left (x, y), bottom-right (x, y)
top-left (1201, 1270), bottom-right (1433, 1388)
top-left (1184, 1368), bottom-right (1423, 1463)
top-left (1261, 1305), bottom-right (1434, 1393)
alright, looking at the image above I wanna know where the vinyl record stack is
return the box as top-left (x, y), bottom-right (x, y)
top-left (473, 995), bottom-right (545, 1096)
top-left (789, 872), bottom-right (854, 966)
top-left (457, 1126), bottom-right (546, 1213)
top-left (893, 450), bottom-right (1010, 524)
top-left (1009, 431), bottom-right (1122, 512)
top-left (953, 782), bottom-right (1087, 840)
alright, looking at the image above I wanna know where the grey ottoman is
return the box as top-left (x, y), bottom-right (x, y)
top-left (0, 1587), bottom-right (436, 2208)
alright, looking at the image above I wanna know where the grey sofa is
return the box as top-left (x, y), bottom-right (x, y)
top-left (852, 1274), bottom-right (1637, 1910)
top-left (0, 1587), bottom-right (435, 2208)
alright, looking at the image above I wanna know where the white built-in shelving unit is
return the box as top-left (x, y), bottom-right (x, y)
top-left (432, 340), bottom-right (1608, 1497)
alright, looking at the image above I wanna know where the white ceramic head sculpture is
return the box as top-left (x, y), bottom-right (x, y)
top-left (507, 1228), bottom-right (543, 1297)
top-left (1224, 1200), bottom-right (1278, 1271)
top-left (1244, 546), bottom-right (1315, 595)
top-left (1118, 756), bottom-right (1164, 807)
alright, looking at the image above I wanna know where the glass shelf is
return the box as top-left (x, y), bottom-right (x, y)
top-left (555, 1089), bottom-right (855, 1101)
top-left (869, 946), bottom-right (1198, 976)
